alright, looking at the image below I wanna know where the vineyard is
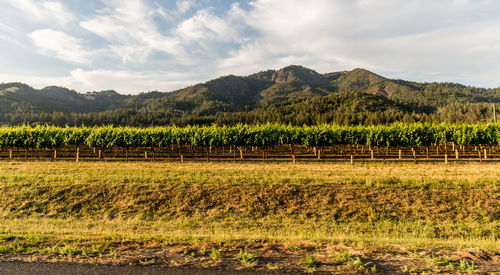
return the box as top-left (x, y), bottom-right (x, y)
top-left (0, 123), bottom-right (499, 161)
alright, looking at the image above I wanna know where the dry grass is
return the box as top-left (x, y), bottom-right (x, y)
top-left (1, 161), bottom-right (499, 186)
top-left (0, 161), bottom-right (498, 272)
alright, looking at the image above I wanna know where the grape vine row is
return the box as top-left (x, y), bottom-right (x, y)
top-left (0, 123), bottom-right (497, 149)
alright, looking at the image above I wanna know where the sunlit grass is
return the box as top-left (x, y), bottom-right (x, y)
top-left (0, 161), bottom-right (498, 256)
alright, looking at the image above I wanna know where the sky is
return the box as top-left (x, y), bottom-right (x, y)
top-left (0, 0), bottom-right (500, 94)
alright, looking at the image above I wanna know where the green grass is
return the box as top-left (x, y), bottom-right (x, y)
top-left (299, 254), bottom-right (321, 269)
top-left (209, 248), bottom-right (221, 260)
top-left (0, 161), bottom-right (498, 258)
top-left (235, 249), bottom-right (261, 266)
top-left (433, 256), bottom-right (477, 272)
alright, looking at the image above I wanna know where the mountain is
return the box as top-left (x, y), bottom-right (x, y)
top-left (0, 83), bottom-right (131, 114)
top-left (0, 65), bottom-right (498, 126)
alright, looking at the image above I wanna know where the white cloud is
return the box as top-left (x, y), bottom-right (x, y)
top-left (176, 9), bottom-right (240, 43)
top-left (80, 0), bottom-right (243, 65)
top-left (0, 22), bottom-right (15, 33)
top-left (69, 69), bottom-right (198, 93)
top-left (3, 0), bottom-right (500, 93)
top-left (0, 69), bottom-right (201, 94)
top-left (176, 0), bottom-right (195, 14)
top-left (218, 0), bottom-right (500, 86)
top-left (28, 29), bottom-right (93, 64)
top-left (0, 21), bottom-right (24, 47)
top-left (3, 0), bottom-right (74, 26)
top-left (80, 0), bottom-right (185, 64)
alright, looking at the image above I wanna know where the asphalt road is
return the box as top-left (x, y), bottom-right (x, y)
top-left (0, 262), bottom-right (282, 275)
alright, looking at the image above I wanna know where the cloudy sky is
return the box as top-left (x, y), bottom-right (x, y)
top-left (0, 0), bottom-right (500, 94)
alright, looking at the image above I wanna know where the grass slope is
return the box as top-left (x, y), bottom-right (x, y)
top-left (0, 161), bottom-right (498, 273)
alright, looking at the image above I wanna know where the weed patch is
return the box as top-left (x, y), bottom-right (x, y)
top-left (235, 249), bottom-right (261, 266)
top-left (299, 254), bottom-right (321, 269)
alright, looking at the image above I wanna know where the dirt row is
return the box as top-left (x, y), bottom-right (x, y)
top-left (0, 144), bottom-right (498, 162)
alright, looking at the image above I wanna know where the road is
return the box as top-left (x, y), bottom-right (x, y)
top-left (0, 261), bottom-right (284, 275)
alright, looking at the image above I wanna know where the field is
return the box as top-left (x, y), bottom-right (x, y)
top-left (0, 160), bottom-right (498, 273)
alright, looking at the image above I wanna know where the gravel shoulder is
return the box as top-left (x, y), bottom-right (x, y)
top-left (0, 261), bottom-right (284, 275)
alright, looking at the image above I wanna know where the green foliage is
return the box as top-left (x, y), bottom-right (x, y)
top-left (0, 123), bottom-right (497, 150)
top-left (456, 259), bottom-right (477, 272)
top-left (347, 256), bottom-right (374, 271)
top-left (266, 262), bottom-right (280, 270)
top-left (433, 256), bottom-right (477, 271)
top-left (331, 251), bottom-right (354, 265)
top-left (235, 249), bottom-right (260, 265)
top-left (299, 254), bottom-right (321, 269)
top-left (209, 248), bottom-right (220, 260)
top-left (1, 66), bottom-right (499, 126)
top-left (330, 251), bottom-right (376, 272)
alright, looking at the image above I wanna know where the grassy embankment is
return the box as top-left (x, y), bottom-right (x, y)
top-left (0, 161), bottom-right (498, 273)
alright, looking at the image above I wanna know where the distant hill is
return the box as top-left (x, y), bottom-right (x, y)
top-left (0, 83), bottom-right (129, 114)
top-left (0, 65), bottom-right (499, 126)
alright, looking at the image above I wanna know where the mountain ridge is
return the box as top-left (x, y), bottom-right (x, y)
top-left (0, 65), bottom-right (498, 126)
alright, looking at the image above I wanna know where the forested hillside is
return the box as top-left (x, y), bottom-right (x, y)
top-left (0, 65), bottom-right (498, 126)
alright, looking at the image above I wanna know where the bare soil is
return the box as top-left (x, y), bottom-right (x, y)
top-left (0, 244), bottom-right (498, 274)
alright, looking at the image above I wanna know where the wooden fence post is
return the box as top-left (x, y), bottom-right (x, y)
top-left (398, 149), bottom-right (402, 160)
top-left (350, 155), bottom-right (354, 165)
top-left (444, 153), bottom-right (448, 164)
top-left (370, 150), bottom-right (374, 160)
top-left (53, 149), bottom-right (57, 160)
top-left (180, 155), bottom-right (184, 162)
top-left (76, 146), bottom-right (79, 162)
top-left (484, 149), bottom-right (487, 159)
top-left (317, 149), bottom-right (321, 160)
top-left (144, 151), bottom-right (148, 160)
top-left (478, 151), bottom-right (482, 163)
top-left (9, 149), bottom-right (12, 159)
top-left (455, 149), bottom-right (459, 160)
top-left (292, 154), bottom-right (295, 164)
